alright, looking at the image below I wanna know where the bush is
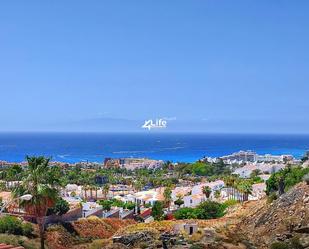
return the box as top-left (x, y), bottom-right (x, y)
top-left (303, 173), bottom-right (309, 185)
top-left (174, 201), bottom-right (226, 220)
top-left (88, 239), bottom-right (110, 249)
top-left (97, 199), bottom-right (135, 210)
top-left (98, 200), bottom-right (112, 211)
top-left (51, 198), bottom-right (70, 215)
top-left (0, 215), bottom-right (23, 235)
top-left (0, 216), bottom-right (33, 237)
top-left (190, 243), bottom-right (205, 249)
top-left (22, 222), bottom-right (34, 237)
top-left (266, 166), bottom-right (309, 194)
top-left (290, 235), bottom-right (304, 249)
top-left (222, 199), bottom-right (238, 208)
top-left (174, 207), bottom-right (198, 219)
top-left (267, 192), bottom-right (278, 203)
top-left (174, 198), bottom-right (184, 207)
top-left (0, 234), bottom-right (39, 249)
top-left (270, 241), bottom-right (289, 249)
top-left (197, 201), bottom-right (226, 219)
top-left (123, 202), bottom-right (135, 210)
top-left (152, 201), bottom-right (164, 221)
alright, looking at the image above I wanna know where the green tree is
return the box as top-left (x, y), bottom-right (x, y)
top-left (6, 164), bottom-right (23, 181)
top-left (174, 207), bottom-right (198, 219)
top-left (197, 201), bottom-right (226, 219)
top-left (250, 169), bottom-right (261, 178)
top-left (266, 166), bottom-right (309, 195)
top-left (48, 198), bottom-right (70, 216)
top-left (174, 197), bottom-right (184, 208)
top-left (102, 184), bottom-right (110, 199)
top-left (163, 187), bottom-right (172, 210)
top-left (202, 186), bottom-right (212, 199)
top-left (13, 156), bottom-right (62, 249)
top-left (174, 201), bottom-right (226, 220)
top-left (0, 215), bottom-right (33, 236)
top-left (98, 200), bottom-right (112, 211)
top-left (237, 180), bottom-right (252, 202)
top-left (224, 175), bottom-right (238, 200)
top-left (152, 201), bottom-right (164, 221)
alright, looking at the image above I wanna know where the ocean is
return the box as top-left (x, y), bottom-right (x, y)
top-left (0, 132), bottom-right (308, 163)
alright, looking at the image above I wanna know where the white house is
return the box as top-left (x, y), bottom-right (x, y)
top-left (191, 180), bottom-right (225, 195)
top-left (133, 188), bottom-right (164, 206)
top-left (183, 193), bottom-right (205, 207)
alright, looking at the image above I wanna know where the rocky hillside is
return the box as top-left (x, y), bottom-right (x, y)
top-left (237, 182), bottom-right (309, 248)
top-left (44, 182), bottom-right (309, 249)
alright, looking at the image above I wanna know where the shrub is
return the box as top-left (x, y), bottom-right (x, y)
top-left (267, 192), bottom-right (278, 203)
top-left (88, 239), bottom-right (110, 249)
top-left (49, 198), bottom-right (70, 215)
top-left (123, 202), bottom-right (135, 210)
top-left (0, 216), bottom-right (33, 237)
top-left (290, 235), bottom-right (304, 249)
top-left (174, 198), bottom-right (184, 207)
top-left (98, 200), bottom-right (112, 211)
top-left (174, 207), bottom-right (198, 219)
top-left (303, 173), bottom-right (309, 185)
top-left (197, 201), bottom-right (226, 219)
top-left (152, 201), bottom-right (164, 221)
top-left (222, 199), bottom-right (238, 208)
top-left (266, 166), bottom-right (309, 194)
top-left (0, 234), bottom-right (39, 249)
top-left (21, 222), bottom-right (34, 237)
top-left (190, 243), bottom-right (205, 249)
top-left (174, 201), bottom-right (226, 220)
top-left (270, 241), bottom-right (289, 249)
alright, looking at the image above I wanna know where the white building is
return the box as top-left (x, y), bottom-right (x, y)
top-left (133, 188), bottom-right (165, 206)
top-left (233, 163), bottom-right (286, 178)
top-left (184, 193), bottom-right (205, 208)
top-left (183, 180), bottom-right (225, 208)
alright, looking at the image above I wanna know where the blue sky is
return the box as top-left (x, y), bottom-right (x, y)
top-left (0, 1), bottom-right (309, 133)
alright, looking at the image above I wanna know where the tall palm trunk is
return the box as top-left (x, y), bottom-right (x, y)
top-left (37, 217), bottom-right (45, 249)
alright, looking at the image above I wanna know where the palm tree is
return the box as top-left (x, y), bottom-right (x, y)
top-left (224, 175), bottom-right (238, 200)
top-left (82, 185), bottom-right (88, 200)
top-left (13, 156), bottom-right (62, 249)
top-left (202, 186), bottom-right (212, 199)
top-left (102, 184), bottom-right (110, 199)
top-left (223, 176), bottom-right (232, 199)
top-left (94, 185), bottom-right (99, 200)
top-left (89, 185), bottom-right (94, 200)
top-left (237, 180), bottom-right (253, 202)
top-left (163, 187), bottom-right (172, 211)
top-left (134, 180), bottom-right (143, 192)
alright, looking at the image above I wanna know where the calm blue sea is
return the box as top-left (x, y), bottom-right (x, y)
top-left (0, 133), bottom-right (308, 163)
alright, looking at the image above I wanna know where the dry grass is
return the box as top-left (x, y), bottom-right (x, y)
top-left (72, 217), bottom-right (136, 239)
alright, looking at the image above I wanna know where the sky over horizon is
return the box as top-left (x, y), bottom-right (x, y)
top-left (1, 1), bottom-right (309, 133)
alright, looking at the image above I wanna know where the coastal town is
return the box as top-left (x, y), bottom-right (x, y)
top-left (0, 150), bottom-right (308, 248)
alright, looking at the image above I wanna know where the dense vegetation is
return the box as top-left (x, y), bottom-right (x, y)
top-left (266, 166), bottom-right (309, 195)
top-left (174, 201), bottom-right (228, 220)
top-left (175, 160), bottom-right (231, 177)
top-left (0, 215), bottom-right (33, 237)
top-left (97, 199), bottom-right (135, 211)
top-left (47, 198), bottom-right (70, 216)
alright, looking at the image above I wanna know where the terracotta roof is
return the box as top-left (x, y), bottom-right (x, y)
top-left (0, 192), bottom-right (12, 202)
top-left (140, 208), bottom-right (152, 218)
top-left (0, 244), bottom-right (24, 249)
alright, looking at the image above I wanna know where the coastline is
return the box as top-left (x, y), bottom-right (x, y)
top-left (0, 132), bottom-right (308, 164)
